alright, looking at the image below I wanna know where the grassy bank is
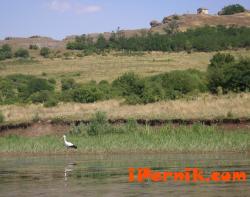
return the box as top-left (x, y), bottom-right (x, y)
top-left (0, 93), bottom-right (249, 123)
top-left (0, 115), bottom-right (249, 154)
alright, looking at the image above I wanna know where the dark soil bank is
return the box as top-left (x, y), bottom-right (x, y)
top-left (0, 118), bottom-right (250, 137)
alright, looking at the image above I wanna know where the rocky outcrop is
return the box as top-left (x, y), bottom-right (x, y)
top-left (150, 20), bottom-right (162, 28)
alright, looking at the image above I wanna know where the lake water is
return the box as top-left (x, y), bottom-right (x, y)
top-left (0, 153), bottom-right (249, 197)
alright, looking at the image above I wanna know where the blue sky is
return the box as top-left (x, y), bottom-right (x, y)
top-left (0, 0), bottom-right (250, 40)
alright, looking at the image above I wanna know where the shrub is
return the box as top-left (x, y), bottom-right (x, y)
top-left (141, 81), bottom-right (165, 103)
top-left (98, 80), bottom-right (114, 100)
top-left (95, 34), bottom-right (108, 51)
top-left (0, 44), bottom-right (12, 60)
top-left (69, 123), bottom-right (88, 136)
top-left (223, 58), bottom-right (250, 92)
top-left (0, 79), bottom-right (18, 104)
top-left (29, 45), bottom-right (38, 50)
top-left (72, 86), bottom-right (103, 103)
top-left (14, 48), bottom-right (29, 58)
top-left (0, 111), bottom-right (4, 123)
top-left (27, 78), bottom-right (54, 95)
top-left (208, 53), bottom-right (250, 93)
top-left (112, 72), bottom-right (145, 97)
top-left (219, 4), bottom-right (245, 15)
top-left (59, 90), bottom-right (74, 102)
top-left (29, 90), bottom-right (52, 103)
top-left (161, 70), bottom-right (207, 99)
top-left (44, 97), bottom-right (58, 107)
top-left (40, 47), bottom-right (51, 58)
top-left (207, 53), bottom-right (234, 93)
top-left (61, 78), bottom-right (77, 91)
top-left (48, 78), bottom-right (56, 85)
top-left (87, 112), bottom-right (109, 136)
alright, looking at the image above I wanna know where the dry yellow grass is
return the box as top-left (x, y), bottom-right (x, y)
top-left (0, 49), bottom-right (249, 84)
top-left (1, 50), bottom-right (250, 122)
top-left (1, 93), bottom-right (249, 123)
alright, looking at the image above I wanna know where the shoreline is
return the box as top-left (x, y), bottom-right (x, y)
top-left (0, 122), bottom-right (249, 154)
top-left (1, 150), bottom-right (249, 157)
top-left (0, 117), bottom-right (250, 137)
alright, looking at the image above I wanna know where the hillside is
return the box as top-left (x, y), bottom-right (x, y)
top-left (150, 12), bottom-right (250, 33)
top-left (1, 12), bottom-right (250, 49)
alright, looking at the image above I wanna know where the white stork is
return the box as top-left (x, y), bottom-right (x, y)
top-left (63, 135), bottom-right (77, 149)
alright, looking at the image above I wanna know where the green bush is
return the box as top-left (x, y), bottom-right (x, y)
top-left (208, 53), bottom-right (250, 93)
top-left (48, 78), bottom-right (56, 85)
top-left (112, 72), bottom-right (145, 97)
top-left (27, 78), bottom-right (54, 95)
top-left (44, 97), bottom-right (58, 108)
top-left (219, 4), bottom-right (245, 15)
top-left (29, 45), bottom-right (39, 50)
top-left (61, 78), bottom-right (77, 91)
top-left (0, 44), bottom-right (12, 61)
top-left (160, 70), bottom-right (207, 99)
top-left (87, 112), bottom-right (110, 136)
top-left (141, 81), bottom-right (165, 103)
top-left (98, 80), bottom-right (114, 100)
top-left (72, 86), bottom-right (103, 103)
top-left (3, 75), bottom-right (55, 102)
top-left (29, 90), bottom-right (52, 103)
top-left (223, 58), bottom-right (250, 92)
top-left (0, 78), bottom-right (18, 104)
top-left (207, 53), bottom-right (234, 93)
top-left (14, 48), bottom-right (29, 58)
top-left (0, 111), bottom-right (4, 123)
top-left (40, 47), bottom-right (51, 58)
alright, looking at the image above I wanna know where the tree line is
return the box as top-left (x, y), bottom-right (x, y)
top-left (67, 26), bottom-right (250, 53)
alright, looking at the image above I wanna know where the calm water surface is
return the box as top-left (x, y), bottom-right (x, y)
top-left (0, 153), bottom-right (249, 197)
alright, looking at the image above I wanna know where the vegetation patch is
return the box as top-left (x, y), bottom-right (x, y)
top-left (219, 4), bottom-right (246, 15)
top-left (0, 112), bottom-right (249, 153)
top-left (67, 26), bottom-right (250, 53)
top-left (0, 111), bottom-right (4, 123)
top-left (0, 53), bottom-right (249, 106)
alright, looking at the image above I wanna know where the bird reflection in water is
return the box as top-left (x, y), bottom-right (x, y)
top-left (64, 162), bottom-right (77, 181)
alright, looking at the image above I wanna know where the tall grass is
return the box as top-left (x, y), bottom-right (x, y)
top-left (0, 114), bottom-right (249, 154)
top-left (0, 111), bottom-right (4, 123)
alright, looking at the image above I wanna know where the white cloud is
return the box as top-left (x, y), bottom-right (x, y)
top-left (76, 5), bottom-right (102, 14)
top-left (48, 0), bottom-right (102, 14)
top-left (49, 0), bottom-right (71, 12)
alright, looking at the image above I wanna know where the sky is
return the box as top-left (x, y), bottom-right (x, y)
top-left (0, 0), bottom-right (250, 40)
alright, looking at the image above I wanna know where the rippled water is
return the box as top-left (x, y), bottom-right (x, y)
top-left (0, 153), bottom-right (249, 197)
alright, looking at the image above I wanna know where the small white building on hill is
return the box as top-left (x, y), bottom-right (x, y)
top-left (197, 8), bottom-right (209, 15)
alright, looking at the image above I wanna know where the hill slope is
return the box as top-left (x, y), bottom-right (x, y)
top-left (151, 12), bottom-right (250, 33)
top-left (1, 12), bottom-right (250, 49)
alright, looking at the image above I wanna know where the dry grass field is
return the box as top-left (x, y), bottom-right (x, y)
top-left (0, 49), bottom-right (250, 123)
top-left (0, 93), bottom-right (249, 123)
top-left (0, 49), bottom-right (249, 85)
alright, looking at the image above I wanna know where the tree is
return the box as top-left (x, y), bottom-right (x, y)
top-left (14, 48), bottom-right (29, 58)
top-left (0, 44), bottom-right (12, 60)
top-left (40, 47), bottom-right (51, 58)
top-left (96, 34), bottom-right (108, 51)
top-left (207, 53), bottom-right (235, 93)
top-left (219, 4), bottom-right (245, 15)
